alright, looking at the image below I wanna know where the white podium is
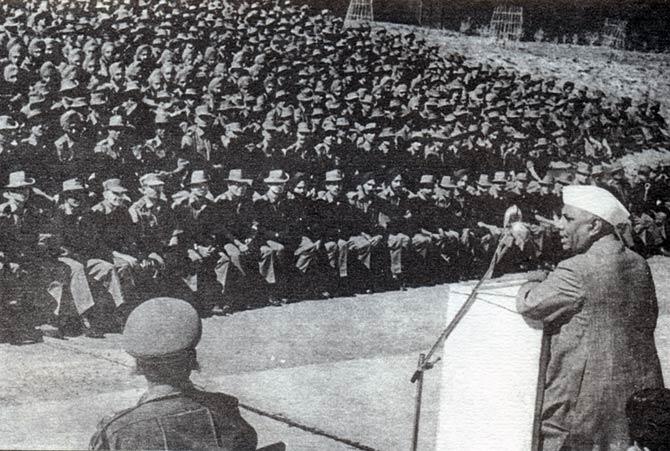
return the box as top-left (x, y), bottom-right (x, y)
top-left (435, 277), bottom-right (545, 451)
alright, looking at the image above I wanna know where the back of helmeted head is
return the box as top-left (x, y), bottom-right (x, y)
top-left (123, 298), bottom-right (202, 362)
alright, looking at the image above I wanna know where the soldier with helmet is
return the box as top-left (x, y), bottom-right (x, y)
top-left (90, 297), bottom-right (258, 450)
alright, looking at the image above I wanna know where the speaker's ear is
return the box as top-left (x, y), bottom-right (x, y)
top-left (589, 216), bottom-right (609, 237)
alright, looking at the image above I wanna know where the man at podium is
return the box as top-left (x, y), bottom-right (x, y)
top-left (516, 185), bottom-right (664, 451)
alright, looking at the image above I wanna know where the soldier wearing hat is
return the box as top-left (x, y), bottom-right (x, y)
top-left (90, 297), bottom-right (257, 450)
top-left (0, 171), bottom-right (52, 343)
top-left (346, 172), bottom-right (385, 292)
top-left (138, 111), bottom-right (181, 175)
top-left (605, 161), bottom-right (630, 205)
top-left (434, 175), bottom-right (455, 208)
top-left (517, 185), bottom-right (663, 451)
top-left (433, 175), bottom-right (470, 278)
top-left (93, 115), bottom-right (133, 179)
top-left (212, 169), bottom-right (257, 310)
top-left (48, 178), bottom-right (107, 338)
top-left (86, 90), bottom-right (109, 134)
top-left (525, 173), bottom-right (563, 265)
top-left (101, 62), bottom-right (126, 108)
top-left (279, 122), bottom-right (315, 172)
top-left (128, 173), bottom-right (176, 298)
top-left (181, 107), bottom-right (220, 164)
top-left (51, 109), bottom-right (92, 186)
top-left (378, 169), bottom-right (413, 288)
top-left (317, 169), bottom-right (368, 294)
top-left (407, 174), bottom-right (446, 282)
top-left (85, 178), bottom-right (136, 324)
top-left (171, 169), bottom-right (230, 314)
top-left (466, 173), bottom-right (509, 271)
top-left (16, 99), bottom-right (51, 181)
top-left (120, 81), bottom-right (153, 141)
top-left (284, 173), bottom-right (328, 297)
top-left (252, 169), bottom-right (293, 304)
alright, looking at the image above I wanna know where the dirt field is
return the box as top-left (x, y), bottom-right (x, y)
top-left (1, 256), bottom-right (669, 450)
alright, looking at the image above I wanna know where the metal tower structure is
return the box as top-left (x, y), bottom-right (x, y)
top-left (490, 5), bottom-right (524, 42)
top-left (601, 19), bottom-right (627, 49)
top-left (344, 0), bottom-right (374, 28)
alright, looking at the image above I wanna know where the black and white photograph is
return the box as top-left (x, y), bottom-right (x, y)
top-left (1, 0), bottom-right (670, 449)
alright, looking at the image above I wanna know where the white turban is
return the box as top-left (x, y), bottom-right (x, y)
top-left (562, 185), bottom-right (630, 227)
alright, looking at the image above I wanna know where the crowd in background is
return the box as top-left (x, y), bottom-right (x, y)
top-left (1, 0), bottom-right (669, 344)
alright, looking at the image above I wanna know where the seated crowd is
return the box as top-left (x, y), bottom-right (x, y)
top-left (0, 0), bottom-right (669, 343)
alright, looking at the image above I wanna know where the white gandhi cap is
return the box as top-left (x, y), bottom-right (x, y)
top-left (562, 185), bottom-right (630, 227)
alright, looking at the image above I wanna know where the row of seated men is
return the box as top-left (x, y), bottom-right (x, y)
top-left (1, 161), bottom-right (666, 343)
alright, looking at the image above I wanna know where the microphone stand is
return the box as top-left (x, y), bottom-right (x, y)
top-left (409, 229), bottom-right (511, 451)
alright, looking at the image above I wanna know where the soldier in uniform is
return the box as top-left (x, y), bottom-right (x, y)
top-left (48, 178), bottom-right (105, 338)
top-left (407, 175), bottom-right (444, 283)
top-left (93, 115), bottom-right (134, 183)
top-left (51, 110), bottom-right (92, 189)
top-left (89, 297), bottom-right (258, 450)
top-left (86, 178), bottom-right (136, 325)
top-left (317, 169), bottom-right (369, 295)
top-left (434, 175), bottom-right (469, 280)
top-left (378, 170), bottom-right (412, 288)
top-left (212, 169), bottom-right (257, 310)
top-left (128, 173), bottom-right (175, 300)
top-left (347, 172), bottom-right (385, 292)
top-left (139, 111), bottom-right (180, 176)
top-left (101, 62), bottom-right (126, 110)
top-left (467, 174), bottom-right (499, 272)
top-left (171, 170), bottom-right (222, 315)
top-left (253, 169), bottom-right (292, 304)
top-left (0, 171), bottom-right (52, 343)
top-left (605, 161), bottom-right (630, 205)
top-left (286, 174), bottom-right (327, 298)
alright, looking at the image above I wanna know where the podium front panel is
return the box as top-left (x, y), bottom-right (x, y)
top-left (435, 279), bottom-right (544, 451)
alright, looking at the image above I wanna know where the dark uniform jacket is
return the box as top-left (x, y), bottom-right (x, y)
top-left (434, 197), bottom-right (467, 232)
top-left (214, 191), bottom-right (256, 245)
top-left (284, 194), bottom-right (321, 242)
top-left (347, 190), bottom-right (385, 236)
top-left (86, 201), bottom-right (137, 260)
top-left (0, 194), bottom-right (53, 263)
top-left (171, 194), bottom-right (222, 250)
top-left (51, 134), bottom-right (94, 186)
top-left (90, 384), bottom-right (257, 451)
top-left (128, 196), bottom-right (175, 259)
top-left (378, 187), bottom-right (412, 235)
top-left (50, 205), bottom-right (100, 261)
top-left (407, 193), bottom-right (441, 234)
top-left (316, 191), bottom-right (362, 241)
top-left (253, 192), bottom-right (292, 244)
